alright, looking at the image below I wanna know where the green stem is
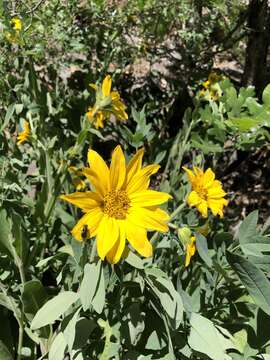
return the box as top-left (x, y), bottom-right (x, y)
top-left (170, 201), bottom-right (186, 221)
top-left (168, 222), bottom-right (178, 230)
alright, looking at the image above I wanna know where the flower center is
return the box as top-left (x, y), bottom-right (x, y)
top-left (103, 190), bottom-right (130, 219)
top-left (195, 185), bottom-right (208, 200)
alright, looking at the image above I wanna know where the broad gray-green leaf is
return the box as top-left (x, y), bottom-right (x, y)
top-left (227, 252), bottom-right (270, 315)
top-left (31, 291), bottom-right (79, 329)
top-left (125, 251), bottom-right (144, 269)
top-left (92, 262), bottom-right (105, 314)
top-left (238, 211), bottom-right (258, 245)
top-left (80, 262), bottom-right (100, 311)
top-left (63, 307), bottom-right (81, 353)
top-left (145, 269), bottom-right (183, 328)
top-left (188, 313), bottom-right (233, 360)
top-left (195, 233), bottom-right (213, 267)
top-left (0, 210), bottom-right (15, 258)
top-left (48, 332), bottom-right (67, 360)
top-left (262, 83), bottom-right (270, 105)
top-left (80, 261), bottom-right (105, 314)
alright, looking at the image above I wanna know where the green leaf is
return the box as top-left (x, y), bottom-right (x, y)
top-left (80, 261), bottom-right (105, 313)
top-left (125, 251), bottom-right (144, 269)
top-left (0, 210), bottom-right (15, 258)
top-left (228, 117), bottom-right (261, 132)
top-left (63, 307), bottom-right (81, 353)
top-left (1, 104), bottom-right (15, 132)
top-left (11, 212), bottom-right (28, 263)
top-left (145, 269), bottom-right (183, 329)
top-left (22, 280), bottom-right (48, 340)
top-left (145, 330), bottom-right (166, 350)
top-left (262, 84), bottom-right (270, 105)
top-left (188, 313), bottom-right (233, 360)
top-left (48, 332), bottom-right (67, 360)
top-left (31, 291), bottom-right (79, 329)
top-left (227, 252), bottom-right (270, 315)
top-left (238, 211), bottom-right (258, 245)
top-left (0, 340), bottom-right (13, 360)
top-left (92, 262), bottom-right (105, 314)
top-left (98, 319), bottom-right (112, 360)
top-left (73, 318), bottom-right (96, 349)
top-left (195, 233), bottom-right (213, 267)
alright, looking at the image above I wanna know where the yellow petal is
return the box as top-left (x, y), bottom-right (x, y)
top-left (96, 216), bottom-right (119, 260)
top-left (111, 91), bottom-right (120, 101)
top-left (88, 149), bottom-right (110, 178)
top-left (71, 208), bottom-right (103, 241)
top-left (129, 190), bottom-right (172, 207)
top-left (86, 149), bottom-right (110, 195)
top-left (126, 221), bottom-right (152, 257)
top-left (126, 148), bottom-right (144, 185)
top-left (89, 83), bottom-right (97, 91)
top-left (126, 164), bottom-right (160, 194)
top-left (207, 186), bottom-right (227, 199)
top-left (102, 75), bottom-right (112, 97)
top-left (197, 200), bottom-right (208, 218)
top-left (183, 166), bottom-right (195, 183)
top-left (128, 207), bottom-right (169, 232)
top-left (207, 198), bottom-right (228, 217)
top-left (110, 145), bottom-right (126, 190)
top-left (83, 169), bottom-right (107, 197)
top-left (106, 220), bottom-right (126, 264)
top-left (202, 168), bottom-right (215, 188)
top-left (60, 192), bottom-right (102, 212)
top-left (187, 191), bottom-right (201, 207)
top-left (185, 239), bottom-right (196, 267)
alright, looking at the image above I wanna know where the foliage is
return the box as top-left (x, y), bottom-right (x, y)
top-left (0, 0), bottom-right (270, 359)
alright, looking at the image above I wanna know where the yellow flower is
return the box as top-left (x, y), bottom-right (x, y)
top-left (178, 227), bottom-right (196, 267)
top-left (183, 166), bottom-right (228, 218)
top-left (202, 80), bottom-right (210, 89)
top-left (68, 166), bottom-right (86, 191)
top-left (11, 17), bottom-right (22, 31)
top-left (201, 72), bottom-right (224, 101)
top-left (61, 146), bottom-right (171, 264)
top-left (86, 75), bottom-right (128, 129)
top-left (17, 121), bottom-right (30, 145)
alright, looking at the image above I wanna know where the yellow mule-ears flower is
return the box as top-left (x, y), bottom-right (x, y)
top-left (86, 75), bottom-right (128, 129)
top-left (17, 120), bottom-right (30, 145)
top-left (61, 146), bottom-right (171, 264)
top-left (178, 227), bottom-right (196, 267)
top-left (183, 166), bottom-right (228, 218)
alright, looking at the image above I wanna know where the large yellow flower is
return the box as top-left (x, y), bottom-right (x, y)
top-left (183, 166), bottom-right (228, 218)
top-left (86, 75), bottom-right (128, 129)
top-left (61, 146), bottom-right (171, 263)
top-left (17, 120), bottom-right (30, 145)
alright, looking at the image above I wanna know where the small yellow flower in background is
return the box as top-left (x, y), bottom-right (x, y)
top-left (61, 145), bottom-right (171, 264)
top-left (68, 166), bottom-right (86, 191)
top-left (178, 227), bottom-right (196, 267)
top-left (86, 75), bottom-right (128, 129)
top-left (183, 166), bottom-right (228, 218)
top-left (17, 120), bottom-right (30, 145)
top-left (11, 17), bottom-right (22, 31)
top-left (5, 17), bottom-right (22, 44)
top-left (200, 72), bottom-right (224, 101)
